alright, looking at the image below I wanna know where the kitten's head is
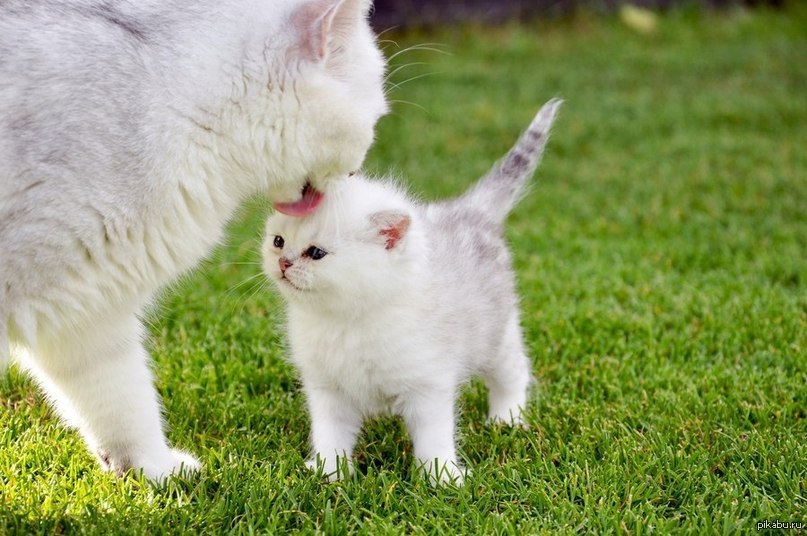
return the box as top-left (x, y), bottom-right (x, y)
top-left (262, 175), bottom-right (420, 312)
top-left (259, 0), bottom-right (389, 215)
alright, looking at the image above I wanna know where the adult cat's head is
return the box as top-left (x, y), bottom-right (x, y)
top-left (234, 0), bottom-right (388, 215)
top-left (262, 176), bottom-right (422, 313)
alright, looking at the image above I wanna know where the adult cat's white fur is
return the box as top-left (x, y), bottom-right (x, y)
top-left (263, 99), bottom-right (562, 485)
top-left (0, 0), bottom-right (387, 481)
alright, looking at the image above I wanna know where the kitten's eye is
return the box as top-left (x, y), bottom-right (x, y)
top-left (273, 235), bottom-right (284, 249)
top-left (304, 246), bottom-right (328, 260)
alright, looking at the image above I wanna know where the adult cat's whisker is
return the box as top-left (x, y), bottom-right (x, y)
top-left (384, 62), bottom-right (428, 83)
top-left (379, 39), bottom-right (405, 55)
top-left (375, 26), bottom-right (402, 39)
top-left (386, 71), bottom-right (439, 93)
top-left (386, 43), bottom-right (450, 63)
top-left (387, 99), bottom-right (429, 114)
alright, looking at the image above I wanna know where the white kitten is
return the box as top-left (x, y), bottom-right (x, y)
top-left (0, 0), bottom-right (387, 481)
top-left (263, 99), bottom-right (562, 485)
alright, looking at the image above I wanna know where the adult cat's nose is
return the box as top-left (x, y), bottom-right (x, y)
top-left (279, 257), bottom-right (293, 274)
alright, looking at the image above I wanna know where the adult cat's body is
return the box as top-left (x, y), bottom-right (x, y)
top-left (263, 99), bottom-right (562, 484)
top-left (0, 0), bottom-right (387, 480)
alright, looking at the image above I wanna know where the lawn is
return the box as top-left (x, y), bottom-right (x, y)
top-left (1, 4), bottom-right (805, 534)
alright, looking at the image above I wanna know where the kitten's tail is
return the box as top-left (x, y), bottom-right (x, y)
top-left (461, 98), bottom-right (562, 222)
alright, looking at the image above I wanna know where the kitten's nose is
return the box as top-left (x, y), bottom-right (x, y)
top-left (279, 257), bottom-right (293, 274)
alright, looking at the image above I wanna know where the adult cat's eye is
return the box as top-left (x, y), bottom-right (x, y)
top-left (273, 235), bottom-right (284, 248)
top-left (304, 246), bottom-right (328, 260)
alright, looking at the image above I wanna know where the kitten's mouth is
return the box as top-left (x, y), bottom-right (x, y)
top-left (273, 183), bottom-right (323, 217)
top-left (280, 275), bottom-right (305, 292)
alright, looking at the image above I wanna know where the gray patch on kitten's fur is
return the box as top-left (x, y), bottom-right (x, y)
top-left (420, 99), bottom-right (562, 363)
top-left (89, 5), bottom-right (149, 42)
top-left (460, 98), bottom-right (562, 223)
top-left (431, 207), bottom-right (508, 265)
top-left (427, 99), bottom-right (562, 288)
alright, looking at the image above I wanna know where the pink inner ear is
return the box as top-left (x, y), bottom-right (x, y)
top-left (291, 0), bottom-right (336, 61)
top-left (379, 218), bottom-right (410, 250)
top-left (292, 0), bottom-right (360, 62)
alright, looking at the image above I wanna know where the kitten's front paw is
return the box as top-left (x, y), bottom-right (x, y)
top-left (487, 408), bottom-right (527, 428)
top-left (97, 447), bottom-right (201, 483)
top-left (305, 455), bottom-right (353, 482)
top-left (487, 397), bottom-right (530, 428)
top-left (418, 459), bottom-right (467, 487)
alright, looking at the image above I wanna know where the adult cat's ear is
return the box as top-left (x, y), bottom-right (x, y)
top-left (369, 211), bottom-right (410, 251)
top-left (291, 0), bottom-right (372, 63)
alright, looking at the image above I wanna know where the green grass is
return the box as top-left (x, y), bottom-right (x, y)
top-left (2, 5), bottom-right (805, 534)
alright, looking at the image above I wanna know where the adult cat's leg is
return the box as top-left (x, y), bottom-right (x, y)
top-left (0, 322), bottom-right (9, 371)
top-left (304, 386), bottom-right (362, 481)
top-left (28, 311), bottom-right (199, 481)
top-left (484, 313), bottom-right (533, 425)
top-left (400, 391), bottom-right (465, 485)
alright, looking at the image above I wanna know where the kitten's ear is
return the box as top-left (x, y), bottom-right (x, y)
top-left (368, 211), bottom-right (411, 251)
top-left (291, 0), bottom-right (371, 63)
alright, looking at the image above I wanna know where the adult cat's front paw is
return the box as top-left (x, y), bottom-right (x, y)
top-left (97, 447), bottom-right (201, 483)
top-left (164, 449), bottom-right (202, 478)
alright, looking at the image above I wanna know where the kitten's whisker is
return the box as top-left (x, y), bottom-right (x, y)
top-left (219, 261), bottom-right (261, 267)
top-left (229, 278), bottom-right (265, 315)
top-left (237, 280), bottom-right (269, 316)
top-left (226, 272), bottom-right (263, 290)
top-left (224, 272), bottom-right (264, 299)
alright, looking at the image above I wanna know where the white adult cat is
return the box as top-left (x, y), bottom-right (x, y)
top-left (263, 99), bottom-right (562, 485)
top-left (0, 0), bottom-right (388, 481)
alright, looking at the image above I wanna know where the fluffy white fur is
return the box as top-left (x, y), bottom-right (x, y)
top-left (0, 0), bottom-right (387, 481)
top-left (263, 99), bottom-right (562, 485)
